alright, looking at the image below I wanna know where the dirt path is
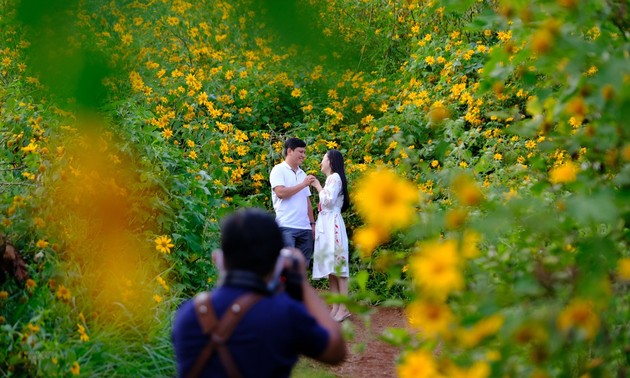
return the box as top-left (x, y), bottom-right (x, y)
top-left (328, 306), bottom-right (407, 377)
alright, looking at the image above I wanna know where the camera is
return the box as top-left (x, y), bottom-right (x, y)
top-left (267, 248), bottom-right (303, 301)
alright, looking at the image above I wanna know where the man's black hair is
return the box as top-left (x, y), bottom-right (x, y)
top-left (221, 208), bottom-right (284, 276)
top-left (283, 137), bottom-right (306, 156)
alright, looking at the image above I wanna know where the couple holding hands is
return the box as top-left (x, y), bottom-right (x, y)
top-left (269, 138), bottom-right (351, 322)
top-left (172, 138), bottom-right (351, 377)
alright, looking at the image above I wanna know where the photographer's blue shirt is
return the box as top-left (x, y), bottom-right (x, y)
top-left (172, 285), bottom-right (330, 377)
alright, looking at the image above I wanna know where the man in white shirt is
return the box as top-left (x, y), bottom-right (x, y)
top-left (269, 137), bottom-right (317, 265)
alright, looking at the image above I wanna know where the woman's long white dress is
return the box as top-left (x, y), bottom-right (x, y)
top-left (312, 173), bottom-right (349, 279)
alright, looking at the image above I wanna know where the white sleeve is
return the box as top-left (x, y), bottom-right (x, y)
top-left (319, 174), bottom-right (341, 207)
top-left (269, 165), bottom-right (284, 189)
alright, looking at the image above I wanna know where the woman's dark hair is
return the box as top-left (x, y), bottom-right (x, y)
top-left (326, 149), bottom-right (350, 212)
top-left (220, 208), bottom-right (284, 276)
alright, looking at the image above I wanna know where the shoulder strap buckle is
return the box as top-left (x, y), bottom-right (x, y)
top-left (187, 292), bottom-right (263, 378)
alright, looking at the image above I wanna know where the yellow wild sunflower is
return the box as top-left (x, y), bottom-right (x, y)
top-left (352, 225), bottom-right (388, 258)
top-left (70, 361), bottom-right (80, 376)
top-left (549, 161), bottom-right (578, 184)
top-left (154, 235), bottom-right (175, 254)
top-left (56, 285), bottom-right (72, 301)
top-left (352, 168), bottom-right (418, 232)
top-left (406, 299), bottom-right (454, 338)
top-left (451, 174), bottom-right (484, 206)
top-left (617, 258), bottom-right (630, 281)
top-left (456, 314), bottom-right (504, 348)
top-left (445, 361), bottom-right (491, 378)
top-left (410, 239), bottom-right (463, 298)
top-left (557, 299), bottom-right (600, 340)
top-left (397, 349), bottom-right (443, 378)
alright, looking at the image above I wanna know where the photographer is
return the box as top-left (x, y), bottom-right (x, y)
top-left (172, 208), bottom-right (346, 377)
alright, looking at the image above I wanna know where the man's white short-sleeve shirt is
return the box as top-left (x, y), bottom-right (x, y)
top-left (270, 161), bottom-right (311, 230)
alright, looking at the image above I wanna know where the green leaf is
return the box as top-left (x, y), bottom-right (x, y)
top-left (380, 327), bottom-right (411, 347)
top-left (355, 270), bottom-right (369, 292)
top-left (513, 276), bottom-right (543, 296)
top-left (566, 190), bottom-right (618, 226)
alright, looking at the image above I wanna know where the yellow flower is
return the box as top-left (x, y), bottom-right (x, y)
top-left (532, 28), bottom-right (554, 54)
top-left (157, 276), bottom-right (170, 290)
top-left (406, 299), bottom-right (454, 338)
top-left (21, 142), bottom-right (38, 153)
top-left (461, 229), bottom-right (482, 259)
top-left (291, 88), bottom-right (301, 97)
top-left (162, 129), bottom-right (173, 139)
top-left (549, 161), bottom-right (578, 184)
top-left (353, 226), bottom-right (388, 258)
top-left (617, 258), bottom-right (630, 281)
top-left (33, 217), bottom-right (45, 228)
top-left (121, 33), bottom-right (133, 46)
top-left (566, 96), bottom-right (587, 117)
top-left (36, 239), bottom-right (49, 248)
top-left (493, 153), bottom-right (502, 161)
top-left (326, 141), bottom-right (339, 149)
top-left (428, 102), bottom-right (450, 123)
top-left (70, 361), bottom-right (80, 376)
top-left (26, 279), bottom-right (37, 290)
top-left (410, 239), bottom-right (463, 297)
top-left (557, 0), bottom-right (578, 8)
top-left (513, 322), bottom-right (548, 345)
top-left (153, 294), bottom-right (163, 303)
top-left (557, 299), bottom-right (600, 340)
top-left (457, 314), bottom-right (504, 348)
top-left (56, 285), bottom-right (72, 301)
top-left (445, 208), bottom-right (468, 230)
top-left (353, 168), bottom-right (418, 232)
top-left (188, 150), bottom-right (197, 160)
top-left (445, 361), bottom-right (491, 378)
top-left (397, 349), bottom-right (442, 378)
top-left (451, 174), bottom-right (484, 206)
top-left (360, 114), bottom-right (374, 125)
top-left (154, 235), bottom-right (175, 254)
top-left (77, 324), bottom-right (90, 342)
top-left (585, 65), bottom-right (598, 77)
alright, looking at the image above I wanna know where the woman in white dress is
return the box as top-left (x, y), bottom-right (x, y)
top-left (310, 150), bottom-right (351, 322)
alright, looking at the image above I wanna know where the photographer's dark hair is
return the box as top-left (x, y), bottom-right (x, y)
top-left (284, 137), bottom-right (306, 156)
top-left (220, 208), bottom-right (284, 276)
top-left (327, 149), bottom-right (350, 212)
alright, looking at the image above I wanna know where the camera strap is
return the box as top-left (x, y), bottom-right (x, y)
top-left (188, 291), bottom-right (263, 378)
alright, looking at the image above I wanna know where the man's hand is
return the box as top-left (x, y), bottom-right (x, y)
top-left (286, 246), bottom-right (347, 364)
top-left (302, 174), bottom-right (316, 187)
top-left (280, 247), bottom-right (307, 278)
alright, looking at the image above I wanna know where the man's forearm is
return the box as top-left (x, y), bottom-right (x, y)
top-left (274, 182), bottom-right (307, 199)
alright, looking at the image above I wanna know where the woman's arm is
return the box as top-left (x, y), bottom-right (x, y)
top-left (318, 174), bottom-right (341, 208)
